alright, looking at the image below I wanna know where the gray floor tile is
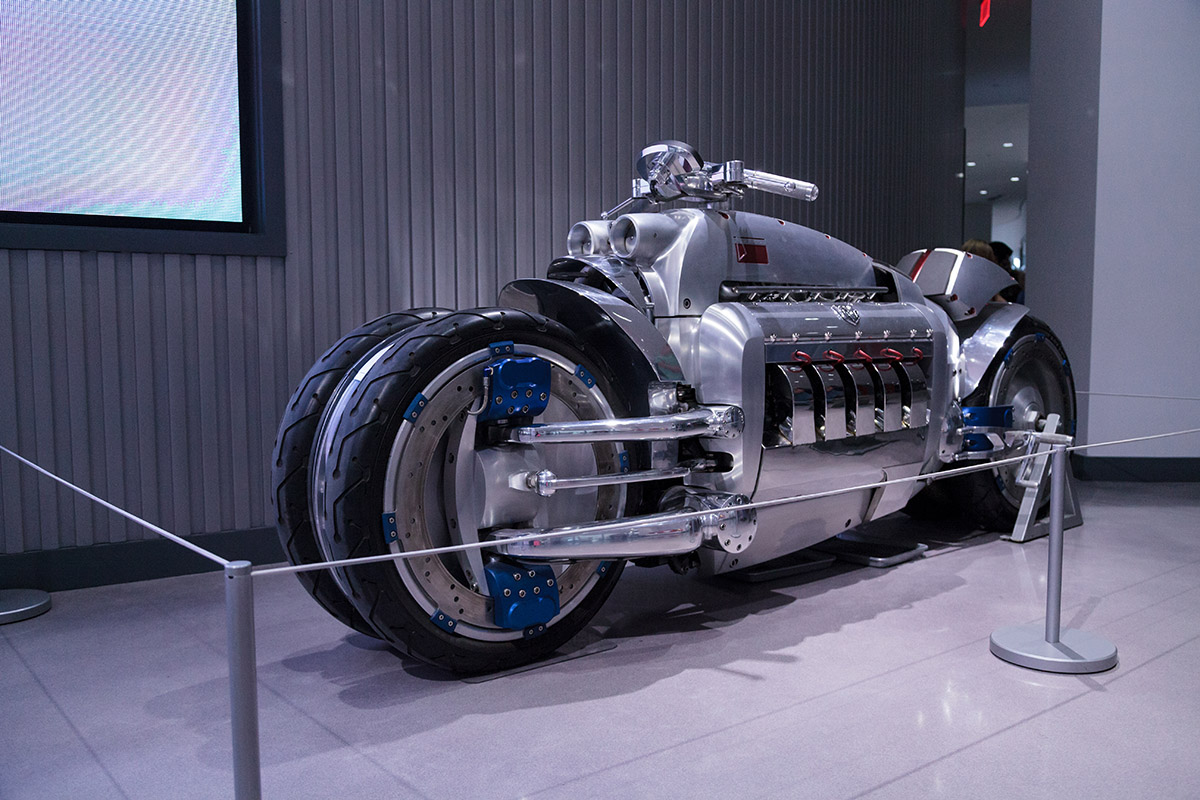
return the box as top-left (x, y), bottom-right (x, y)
top-left (3, 482), bottom-right (1198, 799)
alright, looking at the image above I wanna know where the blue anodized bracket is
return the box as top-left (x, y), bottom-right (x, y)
top-left (484, 562), bottom-right (561, 630)
top-left (961, 405), bottom-right (1014, 452)
top-left (479, 349), bottom-right (552, 422)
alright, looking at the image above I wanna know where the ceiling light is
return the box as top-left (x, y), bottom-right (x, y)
top-left (1002, 142), bottom-right (1014, 148)
top-left (956, 172), bottom-right (964, 178)
top-left (1010, 176), bottom-right (1020, 182)
top-left (967, 161), bottom-right (977, 167)
top-left (979, 190), bottom-right (988, 195)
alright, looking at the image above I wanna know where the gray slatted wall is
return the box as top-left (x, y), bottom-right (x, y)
top-left (0, 0), bottom-right (963, 556)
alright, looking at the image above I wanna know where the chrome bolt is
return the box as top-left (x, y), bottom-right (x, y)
top-left (518, 589), bottom-right (526, 598)
top-left (525, 389), bottom-right (533, 398)
top-left (503, 589), bottom-right (511, 597)
top-left (533, 587), bottom-right (541, 595)
top-left (539, 392), bottom-right (547, 401)
top-left (512, 573), bottom-right (520, 580)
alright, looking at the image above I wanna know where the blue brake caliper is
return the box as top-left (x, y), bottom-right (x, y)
top-left (479, 341), bottom-right (553, 422)
top-left (476, 342), bottom-right (561, 635)
top-left (484, 562), bottom-right (561, 637)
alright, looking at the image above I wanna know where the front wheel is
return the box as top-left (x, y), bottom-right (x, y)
top-left (314, 308), bottom-right (636, 674)
top-left (949, 316), bottom-right (1076, 531)
top-left (271, 308), bottom-right (447, 635)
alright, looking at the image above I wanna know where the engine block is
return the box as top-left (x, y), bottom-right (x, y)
top-left (758, 302), bottom-right (934, 447)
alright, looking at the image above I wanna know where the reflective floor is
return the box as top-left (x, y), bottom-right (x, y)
top-left (4, 482), bottom-right (1199, 799)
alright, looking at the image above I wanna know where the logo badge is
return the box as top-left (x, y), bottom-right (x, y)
top-left (831, 303), bottom-right (860, 326)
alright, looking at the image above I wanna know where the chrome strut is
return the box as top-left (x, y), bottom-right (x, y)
top-left (525, 465), bottom-right (694, 497)
top-left (508, 405), bottom-right (743, 444)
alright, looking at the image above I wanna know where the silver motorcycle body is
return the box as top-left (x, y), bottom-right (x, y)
top-left (274, 141), bottom-right (1060, 673)
top-left (501, 201), bottom-right (1020, 574)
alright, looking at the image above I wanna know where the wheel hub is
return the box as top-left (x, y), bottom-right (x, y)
top-left (381, 346), bottom-right (624, 641)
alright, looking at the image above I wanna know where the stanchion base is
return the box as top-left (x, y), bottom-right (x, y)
top-left (991, 623), bottom-right (1117, 673)
top-left (0, 589), bottom-right (52, 625)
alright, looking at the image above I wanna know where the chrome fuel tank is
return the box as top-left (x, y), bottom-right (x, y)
top-left (614, 208), bottom-right (879, 317)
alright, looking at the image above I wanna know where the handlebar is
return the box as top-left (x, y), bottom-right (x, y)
top-left (718, 161), bottom-right (819, 202)
top-left (601, 141), bottom-right (821, 219)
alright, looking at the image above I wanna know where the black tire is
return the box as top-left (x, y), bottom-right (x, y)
top-left (901, 479), bottom-right (958, 520)
top-left (948, 316), bottom-right (1076, 531)
top-left (318, 308), bottom-right (635, 674)
top-left (271, 308), bottom-right (448, 635)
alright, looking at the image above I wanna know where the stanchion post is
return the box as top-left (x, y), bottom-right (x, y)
top-left (990, 442), bottom-right (1118, 673)
top-left (225, 561), bottom-right (262, 800)
top-left (1044, 444), bottom-right (1066, 643)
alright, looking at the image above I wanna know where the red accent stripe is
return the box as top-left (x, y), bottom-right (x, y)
top-left (735, 243), bottom-right (769, 264)
top-left (980, 0), bottom-right (991, 27)
top-left (909, 248), bottom-right (932, 280)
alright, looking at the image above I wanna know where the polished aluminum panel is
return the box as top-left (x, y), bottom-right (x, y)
top-left (840, 363), bottom-right (877, 436)
top-left (812, 364), bottom-right (847, 440)
top-left (769, 364), bottom-right (818, 446)
top-left (955, 302), bottom-right (1031, 399)
top-left (906, 247), bottom-right (1017, 322)
top-left (899, 361), bottom-right (931, 428)
top-left (641, 209), bottom-right (881, 318)
top-left (870, 362), bottom-right (905, 432)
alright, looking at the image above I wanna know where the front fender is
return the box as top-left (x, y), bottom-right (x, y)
top-left (498, 279), bottom-right (684, 415)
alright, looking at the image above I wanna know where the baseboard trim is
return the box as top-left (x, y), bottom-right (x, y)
top-left (0, 527), bottom-right (285, 592)
top-left (1072, 455), bottom-right (1200, 482)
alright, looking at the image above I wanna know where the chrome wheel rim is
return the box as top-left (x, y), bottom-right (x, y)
top-left (382, 345), bottom-right (624, 642)
top-left (989, 334), bottom-right (1070, 507)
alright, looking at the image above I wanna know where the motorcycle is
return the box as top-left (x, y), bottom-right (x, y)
top-left (272, 141), bottom-right (1075, 673)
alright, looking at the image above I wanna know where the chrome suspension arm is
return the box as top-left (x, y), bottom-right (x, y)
top-left (508, 405), bottom-right (743, 445)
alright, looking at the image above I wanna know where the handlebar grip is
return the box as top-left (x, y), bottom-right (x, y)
top-left (742, 168), bottom-right (819, 202)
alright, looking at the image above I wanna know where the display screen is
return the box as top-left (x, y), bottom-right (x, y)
top-left (0, 0), bottom-right (244, 224)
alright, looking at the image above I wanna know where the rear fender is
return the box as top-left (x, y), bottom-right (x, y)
top-left (954, 302), bottom-right (1031, 400)
top-left (898, 247), bottom-right (1016, 322)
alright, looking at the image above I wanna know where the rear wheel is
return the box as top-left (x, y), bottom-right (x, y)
top-left (315, 308), bottom-right (634, 674)
top-left (950, 316), bottom-right (1076, 530)
top-left (271, 309), bottom-right (447, 635)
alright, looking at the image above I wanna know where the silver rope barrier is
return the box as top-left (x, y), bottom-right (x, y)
top-left (1079, 390), bottom-right (1200, 402)
top-left (252, 426), bottom-right (1200, 579)
top-left (0, 444), bottom-right (230, 567)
